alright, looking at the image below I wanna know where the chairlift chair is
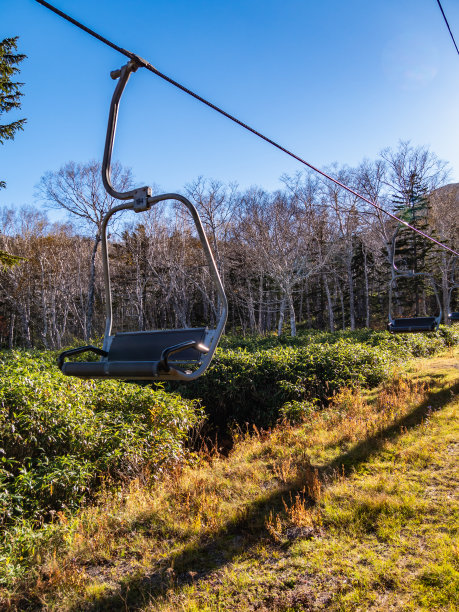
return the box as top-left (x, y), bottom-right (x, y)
top-left (447, 258), bottom-right (459, 322)
top-left (58, 60), bottom-right (227, 381)
top-left (388, 226), bottom-right (442, 334)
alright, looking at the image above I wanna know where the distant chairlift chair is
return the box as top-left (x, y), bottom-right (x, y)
top-left (388, 226), bottom-right (442, 334)
top-left (58, 60), bottom-right (228, 381)
top-left (448, 258), bottom-right (459, 322)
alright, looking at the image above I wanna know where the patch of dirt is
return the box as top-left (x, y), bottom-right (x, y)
top-left (259, 572), bottom-right (347, 611)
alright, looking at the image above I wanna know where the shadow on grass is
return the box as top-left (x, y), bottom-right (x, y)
top-left (326, 379), bottom-right (459, 475)
top-left (71, 379), bottom-right (459, 611)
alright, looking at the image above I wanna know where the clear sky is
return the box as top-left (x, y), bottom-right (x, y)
top-left (2, 0), bottom-right (459, 212)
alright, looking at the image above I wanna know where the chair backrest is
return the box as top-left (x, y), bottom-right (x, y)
top-left (389, 317), bottom-right (437, 333)
top-left (108, 328), bottom-right (207, 363)
top-left (391, 317), bottom-right (436, 326)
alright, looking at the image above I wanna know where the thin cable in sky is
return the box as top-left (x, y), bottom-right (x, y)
top-left (34, 0), bottom-right (459, 257)
top-left (436, 0), bottom-right (459, 56)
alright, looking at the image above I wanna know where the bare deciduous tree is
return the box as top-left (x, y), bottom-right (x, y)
top-left (38, 160), bottom-right (133, 340)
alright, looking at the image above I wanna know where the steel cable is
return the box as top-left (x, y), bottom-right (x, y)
top-left (436, 0), bottom-right (459, 56)
top-left (34, 0), bottom-right (459, 257)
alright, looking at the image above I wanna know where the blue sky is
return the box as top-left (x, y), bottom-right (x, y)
top-left (2, 0), bottom-right (459, 212)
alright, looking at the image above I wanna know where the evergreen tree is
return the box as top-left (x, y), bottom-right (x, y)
top-left (392, 172), bottom-right (435, 317)
top-left (0, 37), bottom-right (26, 268)
top-left (0, 36), bottom-right (27, 190)
top-left (0, 251), bottom-right (25, 269)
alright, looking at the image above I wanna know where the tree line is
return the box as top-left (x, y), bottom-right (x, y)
top-left (1, 141), bottom-right (458, 349)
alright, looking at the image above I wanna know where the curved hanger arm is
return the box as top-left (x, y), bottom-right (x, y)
top-left (390, 225), bottom-right (412, 276)
top-left (100, 194), bottom-right (228, 347)
top-left (447, 257), bottom-right (459, 316)
top-left (102, 59), bottom-right (152, 208)
top-left (451, 257), bottom-right (458, 285)
top-left (388, 272), bottom-right (443, 324)
top-left (99, 193), bottom-right (228, 380)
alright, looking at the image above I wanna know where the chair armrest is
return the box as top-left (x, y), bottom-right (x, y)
top-left (159, 340), bottom-right (209, 372)
top-left (58, 345), bottom-right (108, 371)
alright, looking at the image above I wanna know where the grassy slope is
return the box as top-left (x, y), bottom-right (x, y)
top-left (3, 349), bottom-right (459, 611)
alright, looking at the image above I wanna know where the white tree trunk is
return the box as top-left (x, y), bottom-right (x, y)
top-left (323, 273), bottom-right (334, 332)
top-left (277, 295), bottom-right (286, 337)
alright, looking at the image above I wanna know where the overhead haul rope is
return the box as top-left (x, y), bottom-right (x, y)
top-left (34, 0), bottom-right (459, 257)
top-left (435, 0), bottom-right (459, 56)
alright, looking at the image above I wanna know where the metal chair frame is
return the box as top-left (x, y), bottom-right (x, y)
top-left (447, 258), bottom-right (459, 322)
top-left (388, 226), bottom-right (442, 334)
top-left (59, 60), bottom-right (228, 381)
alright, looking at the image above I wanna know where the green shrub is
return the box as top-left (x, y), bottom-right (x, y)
top-left (0, 350), bottom-right (202, 524)
top-left (180, 339), bottom-right (393, 430)
top-left (181, 327), bottom-right (459, 430)
top-left (221, 326), bottom-right (459, 356)
top-left (279, 399), bottom-right (318, 424)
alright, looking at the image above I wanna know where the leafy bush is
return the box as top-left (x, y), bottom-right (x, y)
top-left (180, 339), bottom-right (394, 430)
top-left (1, 327), bottom-right (457, 526)
top-left (221, 326), bottom-right (459, 355)
top-left (182, 327), bottom-right (459, 431)
top-left (0, 350), bottom-right (202, 524)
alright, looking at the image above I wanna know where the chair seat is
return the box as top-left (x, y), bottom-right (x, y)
top-left (448, 312), bottom-right (459, 321)
top-left (61, 360), bottom-right (191, 379)
top-left (388, 317), bottom-right (438, 333)
top-left (60, 328), bottom-right (208, 380)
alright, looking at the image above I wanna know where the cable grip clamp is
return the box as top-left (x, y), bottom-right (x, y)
top-left (132, 186), bottom-right (153, 212)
